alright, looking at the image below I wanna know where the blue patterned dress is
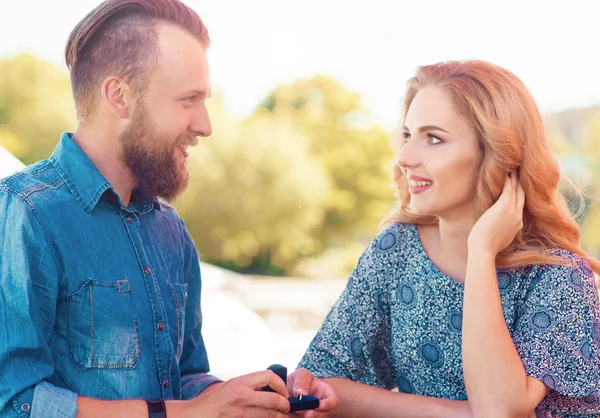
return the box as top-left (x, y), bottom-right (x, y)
top-left (298, 223), bottom-right (600, 417)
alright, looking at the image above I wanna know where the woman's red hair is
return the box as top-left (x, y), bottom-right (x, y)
top-left (382, 60), bottom-right (600, 274)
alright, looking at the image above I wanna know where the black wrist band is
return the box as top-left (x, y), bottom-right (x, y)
top-left (147, 400), bottom-right (167, 418)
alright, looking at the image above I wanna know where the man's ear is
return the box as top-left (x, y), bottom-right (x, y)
top-left (101, 76), bottom-right (132, 119)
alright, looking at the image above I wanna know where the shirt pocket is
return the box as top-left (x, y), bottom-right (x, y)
top-left (68, 278), bottom-right (140, 368)
top-left (168, 282), bottom-right (188, 361)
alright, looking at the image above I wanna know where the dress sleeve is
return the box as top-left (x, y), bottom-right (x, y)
top-left (512, 251), bottom-right (600, 397)
top-left (297, 225), bottom-right (404, 389)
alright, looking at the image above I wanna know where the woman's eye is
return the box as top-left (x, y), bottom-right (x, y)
top-left (428, 135), bottom-right (443, 145)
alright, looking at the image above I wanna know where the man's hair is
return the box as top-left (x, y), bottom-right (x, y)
top-left (65, 0), bottom-right (210, 120)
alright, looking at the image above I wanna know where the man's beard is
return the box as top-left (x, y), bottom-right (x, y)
top-left (119, 103), bottom-right (193, 202)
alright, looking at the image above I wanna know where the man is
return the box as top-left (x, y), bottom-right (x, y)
top-left (0, 1), bottom-right (338, 417)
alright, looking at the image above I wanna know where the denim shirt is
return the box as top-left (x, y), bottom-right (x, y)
top-left (0, 133), bottom-right (220, 418)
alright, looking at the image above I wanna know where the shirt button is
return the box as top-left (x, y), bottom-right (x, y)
top-left (157, 322), bottom-right (164, 331)
top-left (144, 267), bottom-right (152, 275)
top-left (125, 216), bottom-right (133, 223)
top-left (162, 379), bottom-right (169, 388)
top-left (21, 403), bottom-right (30, 412)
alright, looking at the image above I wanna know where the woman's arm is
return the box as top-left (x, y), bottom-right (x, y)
top-left (462, 251), bottom-right (549, 417)
top-left (463, 174), bottom-right (549, 417)
top-left (320, 378), bottom-right (471, 418)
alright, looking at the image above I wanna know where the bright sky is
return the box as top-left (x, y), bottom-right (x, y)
top-left (1, 0), bottom-right (598, 130)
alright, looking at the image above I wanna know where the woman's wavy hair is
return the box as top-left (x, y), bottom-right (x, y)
top-left (382, 60), bottom-right (600, 274)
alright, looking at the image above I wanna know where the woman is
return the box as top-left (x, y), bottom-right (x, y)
top-left (296, 60), bottom-right (600, 417)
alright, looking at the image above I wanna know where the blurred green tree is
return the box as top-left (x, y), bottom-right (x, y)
top-left (0, 54), bottom-right (75, 164)
top-left (174, 97), bottom-right (329, 274)
top-left (579, 111), bottom-right (600, 257)
top-left (258, 75), bottom-right (395, 247)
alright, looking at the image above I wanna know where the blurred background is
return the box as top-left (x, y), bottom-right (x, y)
top-left (1, 0), bottom-right (599, 379)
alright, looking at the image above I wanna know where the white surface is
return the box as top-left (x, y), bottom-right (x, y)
top-left (201, 290), bottom-right (283, 381)
top-left (0, 145), bottom-right (25, 178)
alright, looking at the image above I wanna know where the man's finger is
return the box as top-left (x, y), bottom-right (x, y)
top-left (238, 370), bottom-right (289, 398)
top-left (243, 391), bottom-right (291, 413)
top-left (244, 407), bottom-right (289, 418)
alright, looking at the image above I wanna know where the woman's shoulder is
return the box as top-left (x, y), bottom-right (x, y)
top-left (365, 222), bottom-right (420, 256)
top-left (520, 248), bottom-right (597, 299)
top-left (361, 223), bottom-right (419, 264)
top-left (358, 223), bottom-right (421, 262)
top-left (537, 248), bottom-right (594, 279)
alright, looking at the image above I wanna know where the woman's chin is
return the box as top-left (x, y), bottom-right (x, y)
top-left (409, 204), bottom-right (433, 216)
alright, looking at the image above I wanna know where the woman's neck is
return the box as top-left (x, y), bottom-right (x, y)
top-left (419, 217), bottom-right (476, 282)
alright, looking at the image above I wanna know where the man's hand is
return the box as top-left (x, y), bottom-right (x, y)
top-left (287, 368), bottom-right (339, 417)
top-left (182, 370), bottom-right (291, 418)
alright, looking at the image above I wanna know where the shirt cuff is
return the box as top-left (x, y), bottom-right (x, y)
top-left (31, 382), bottom-right (78, 418)
top-left (10, 387), bottom-right (33, 418)
top-left (181, 373), bottom-right (223, 400)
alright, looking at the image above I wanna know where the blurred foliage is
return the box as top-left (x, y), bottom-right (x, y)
top-left (0, 54), bottom-right (75, 164)
top-left (580, 110), bottom-right (600, 257)
top-left (174, 98), bottom-right (329, 274)
top-left (2, 53), bottom-right (600, 274)
top-left (258, 76), bottom-right (395, 246)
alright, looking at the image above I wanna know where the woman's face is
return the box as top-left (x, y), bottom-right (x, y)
top-left (396, 86), bottom-right (483, 222)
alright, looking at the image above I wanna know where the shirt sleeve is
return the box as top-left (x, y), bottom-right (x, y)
top-left (178, 224), bottom-right (222, 399)
top-left (512, 250), bottom-right (600, 397)
top-left (297, 226), bottom-right (400, 389)
top-left (0, 191), bottom-right (78, 418)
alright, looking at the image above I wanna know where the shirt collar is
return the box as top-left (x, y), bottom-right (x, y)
top-left (50, 132), bottom-right (163, 213)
